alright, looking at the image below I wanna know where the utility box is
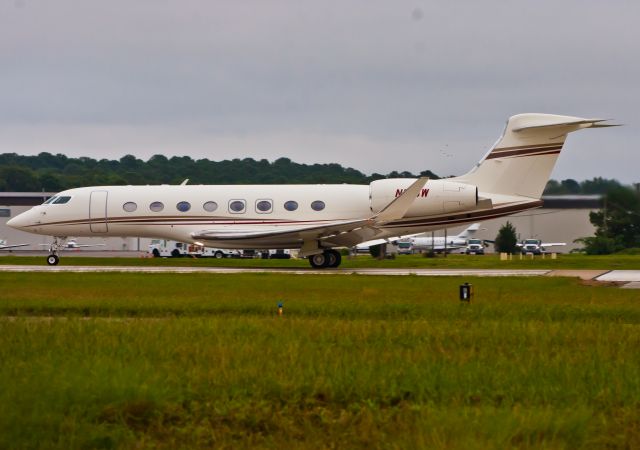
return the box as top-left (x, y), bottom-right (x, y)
top-left (459, 283), bottom-right (473, 302)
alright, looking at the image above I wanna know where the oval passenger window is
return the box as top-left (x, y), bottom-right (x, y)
top-left (256, 200), bottom-right (272, 212)
top-left (284, 200), bottom-right (298, 211)
top-left (176, 201), bottom-right (191, 212)
top-left (229, 200), bottom-right (245, 213)
top-left (203, 201), bottom-right (218, 212)
top-left (123, 202), bottom-right (137, 212)
top-left (311, 200), bottom-right (325, 211)
top-left (150, 201), bottom-right (164, 212)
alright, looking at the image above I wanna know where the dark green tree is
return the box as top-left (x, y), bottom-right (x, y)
top-left (494, 221), bottom-right (518, 253)
top-left (577, 186), bottom-right (640, 254)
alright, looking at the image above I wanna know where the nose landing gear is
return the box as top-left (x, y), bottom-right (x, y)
top-left (46, 237), bottom-right (67, 266)
top-left (308, 249), bottom-right (342, 269)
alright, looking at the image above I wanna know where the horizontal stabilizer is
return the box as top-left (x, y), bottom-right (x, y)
top-left (513, 118), bottom-right (620, 132)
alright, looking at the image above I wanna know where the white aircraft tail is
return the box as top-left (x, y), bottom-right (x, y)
top-left (453, 113), bottom-right (617, 199)
top-left (456, 222), bottom-right (481, 240)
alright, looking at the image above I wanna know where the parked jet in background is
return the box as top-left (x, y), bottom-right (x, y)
top-left (399, 222), bottom-right (484, 253)
top-left (7, 113), bottom-right (616, 268)
top-left (39, 238), bottom-right (105, 251)
top-left (0, 239), bottom-right (29, 250)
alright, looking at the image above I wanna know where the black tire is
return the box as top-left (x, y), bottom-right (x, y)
top-left (171, 249), bottom-right (181, 258)
top-left (152, 248), bottom-right (160, 258)
top-left (214, 251), bottom-right (224, 259)
top-left (46, 254), bottom-right (59, 266)
top-left (309, 253), bottom-right (328, 269)
top-left (326, 249), bottom-right (342, 268)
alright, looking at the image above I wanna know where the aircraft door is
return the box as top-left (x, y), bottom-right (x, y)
top-left (89, 190), bottom-right (109, 233)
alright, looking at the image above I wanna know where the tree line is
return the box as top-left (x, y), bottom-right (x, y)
top-left (0, 152), bottom-right (438, 192)
top-left (0, 152), bottom-right (628, 196)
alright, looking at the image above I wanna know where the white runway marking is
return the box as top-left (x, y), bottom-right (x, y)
top-left (596, 270), bottom-right (640, 288)
top-left (596, 270), bottom-right (640, 282)
top-left (0, 265), bottom-right (550, 277)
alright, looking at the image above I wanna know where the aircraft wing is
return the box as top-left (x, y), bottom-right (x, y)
top-left (541, 243), bottom-right (566, 248)
top-left (193, 218), bottom-right (375, 243)
top-left (193, 178), bottom-right (429, 255)
top-left (73, 244), bottom-right (106, 248)
top-left (0, 243), bottom-right (30, 250)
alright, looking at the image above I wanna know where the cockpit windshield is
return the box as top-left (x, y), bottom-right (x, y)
top-left (53, 196), bottom-right (71, 204)
top-left (524, 239), bottom-right (538, 245)
top-left (42, 195), bottom-right (72, 205)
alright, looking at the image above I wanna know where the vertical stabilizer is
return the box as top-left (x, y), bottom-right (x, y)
top-left (453, 114), bottom-right (616, 199)
top-left (456, 223), bottom-right (481, 240)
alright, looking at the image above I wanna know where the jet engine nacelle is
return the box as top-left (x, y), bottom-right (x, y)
top-left (369, 178), bottom-right (478, 217)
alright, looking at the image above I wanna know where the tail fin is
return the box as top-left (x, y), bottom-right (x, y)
top-left (456, 222), bottom-right (481, 239)
top-left (454, 113), bottom-right (618, 199)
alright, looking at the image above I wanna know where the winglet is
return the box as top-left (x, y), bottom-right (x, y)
top-left (374, 177), bottom-right (428, 223)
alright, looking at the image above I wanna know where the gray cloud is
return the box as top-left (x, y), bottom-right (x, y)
top-left (0, 0), bottom-right (637, 181)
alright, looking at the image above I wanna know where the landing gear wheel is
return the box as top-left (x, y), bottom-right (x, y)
top-left (326, 249), bottom-right (342, 268)
top-left (309, 252), bottom-right (327, 268)
top-left (308, 250), bottom-right (342, 269)
top-left (47, 254), bottom-right (59, 266)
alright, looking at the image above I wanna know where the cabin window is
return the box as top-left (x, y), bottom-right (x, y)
top-left (284, 200), bottom-right (298, 211)
top-left (203, 201), bottom-right (218, 212)
top-left (176, 201), bottom-right (191, 212)
top-left (255, 199), bottom-right (273, 213)
top-left (53, 196), bottom-right (71, 204)
top-left (149, 201), bottom-right (164, 212)
top-left (311, 200), bottom-right (325, 211)
top-left (123, 202), bottom-right (137, 212)
top-left (229, 200), bottom-right (246, 213)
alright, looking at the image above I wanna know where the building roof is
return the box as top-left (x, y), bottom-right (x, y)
top-left (0, 192), bottom-right (54, 206)
top-left (541, 195), bottom-right (602, 209)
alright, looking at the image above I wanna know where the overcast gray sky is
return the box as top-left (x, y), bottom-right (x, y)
top-left (1, 0), bottom-right (638, 182)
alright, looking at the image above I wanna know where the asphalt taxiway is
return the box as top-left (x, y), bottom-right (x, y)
top-left (0, 265), bottom-right (549, 277)
top-left (1, 265), bottom-right (639, 287)
top-left (1, 265), bottom-right (640, 286)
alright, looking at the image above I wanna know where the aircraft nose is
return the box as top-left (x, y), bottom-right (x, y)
top-left (6, 212), bottom-right (31, 230)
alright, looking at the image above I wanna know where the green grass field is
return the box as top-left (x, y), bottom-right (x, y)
top-left (2, 252), bottom-right (640, 269)
top-left (1, 273), bottom-right (639, 449)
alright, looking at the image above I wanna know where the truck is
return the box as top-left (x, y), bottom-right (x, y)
top-left (148, 240), bottom-right (240, 258)
top-left (465, 239), bottom-right (485, 255)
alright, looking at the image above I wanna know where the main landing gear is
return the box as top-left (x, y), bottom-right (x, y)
top-left (308, 249), bottom-right (342, 269)
top-left (46, 237), bottom-right (67, 266)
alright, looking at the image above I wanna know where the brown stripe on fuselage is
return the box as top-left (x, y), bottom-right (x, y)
top-left (490, 142), bottom-right (563, 152)
top-left (485, 146), bottom-right (563, 160)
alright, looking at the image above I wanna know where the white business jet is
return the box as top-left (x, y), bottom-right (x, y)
top-left (7, 113), bottom-right (616, 268)
top-left (38, 238), bottom-right (106, 251)
top-left (0, 239), bottom-right (30, 250)
top-left (404, 222), bottom-right (484, 253)
top-left (356, 222), bottom-right (483, 254)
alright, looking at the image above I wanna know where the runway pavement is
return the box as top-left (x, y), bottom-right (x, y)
top-left (1, 265), bottom-right (639, 286)
top-left (0, 265), bottom-right (549, 277)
